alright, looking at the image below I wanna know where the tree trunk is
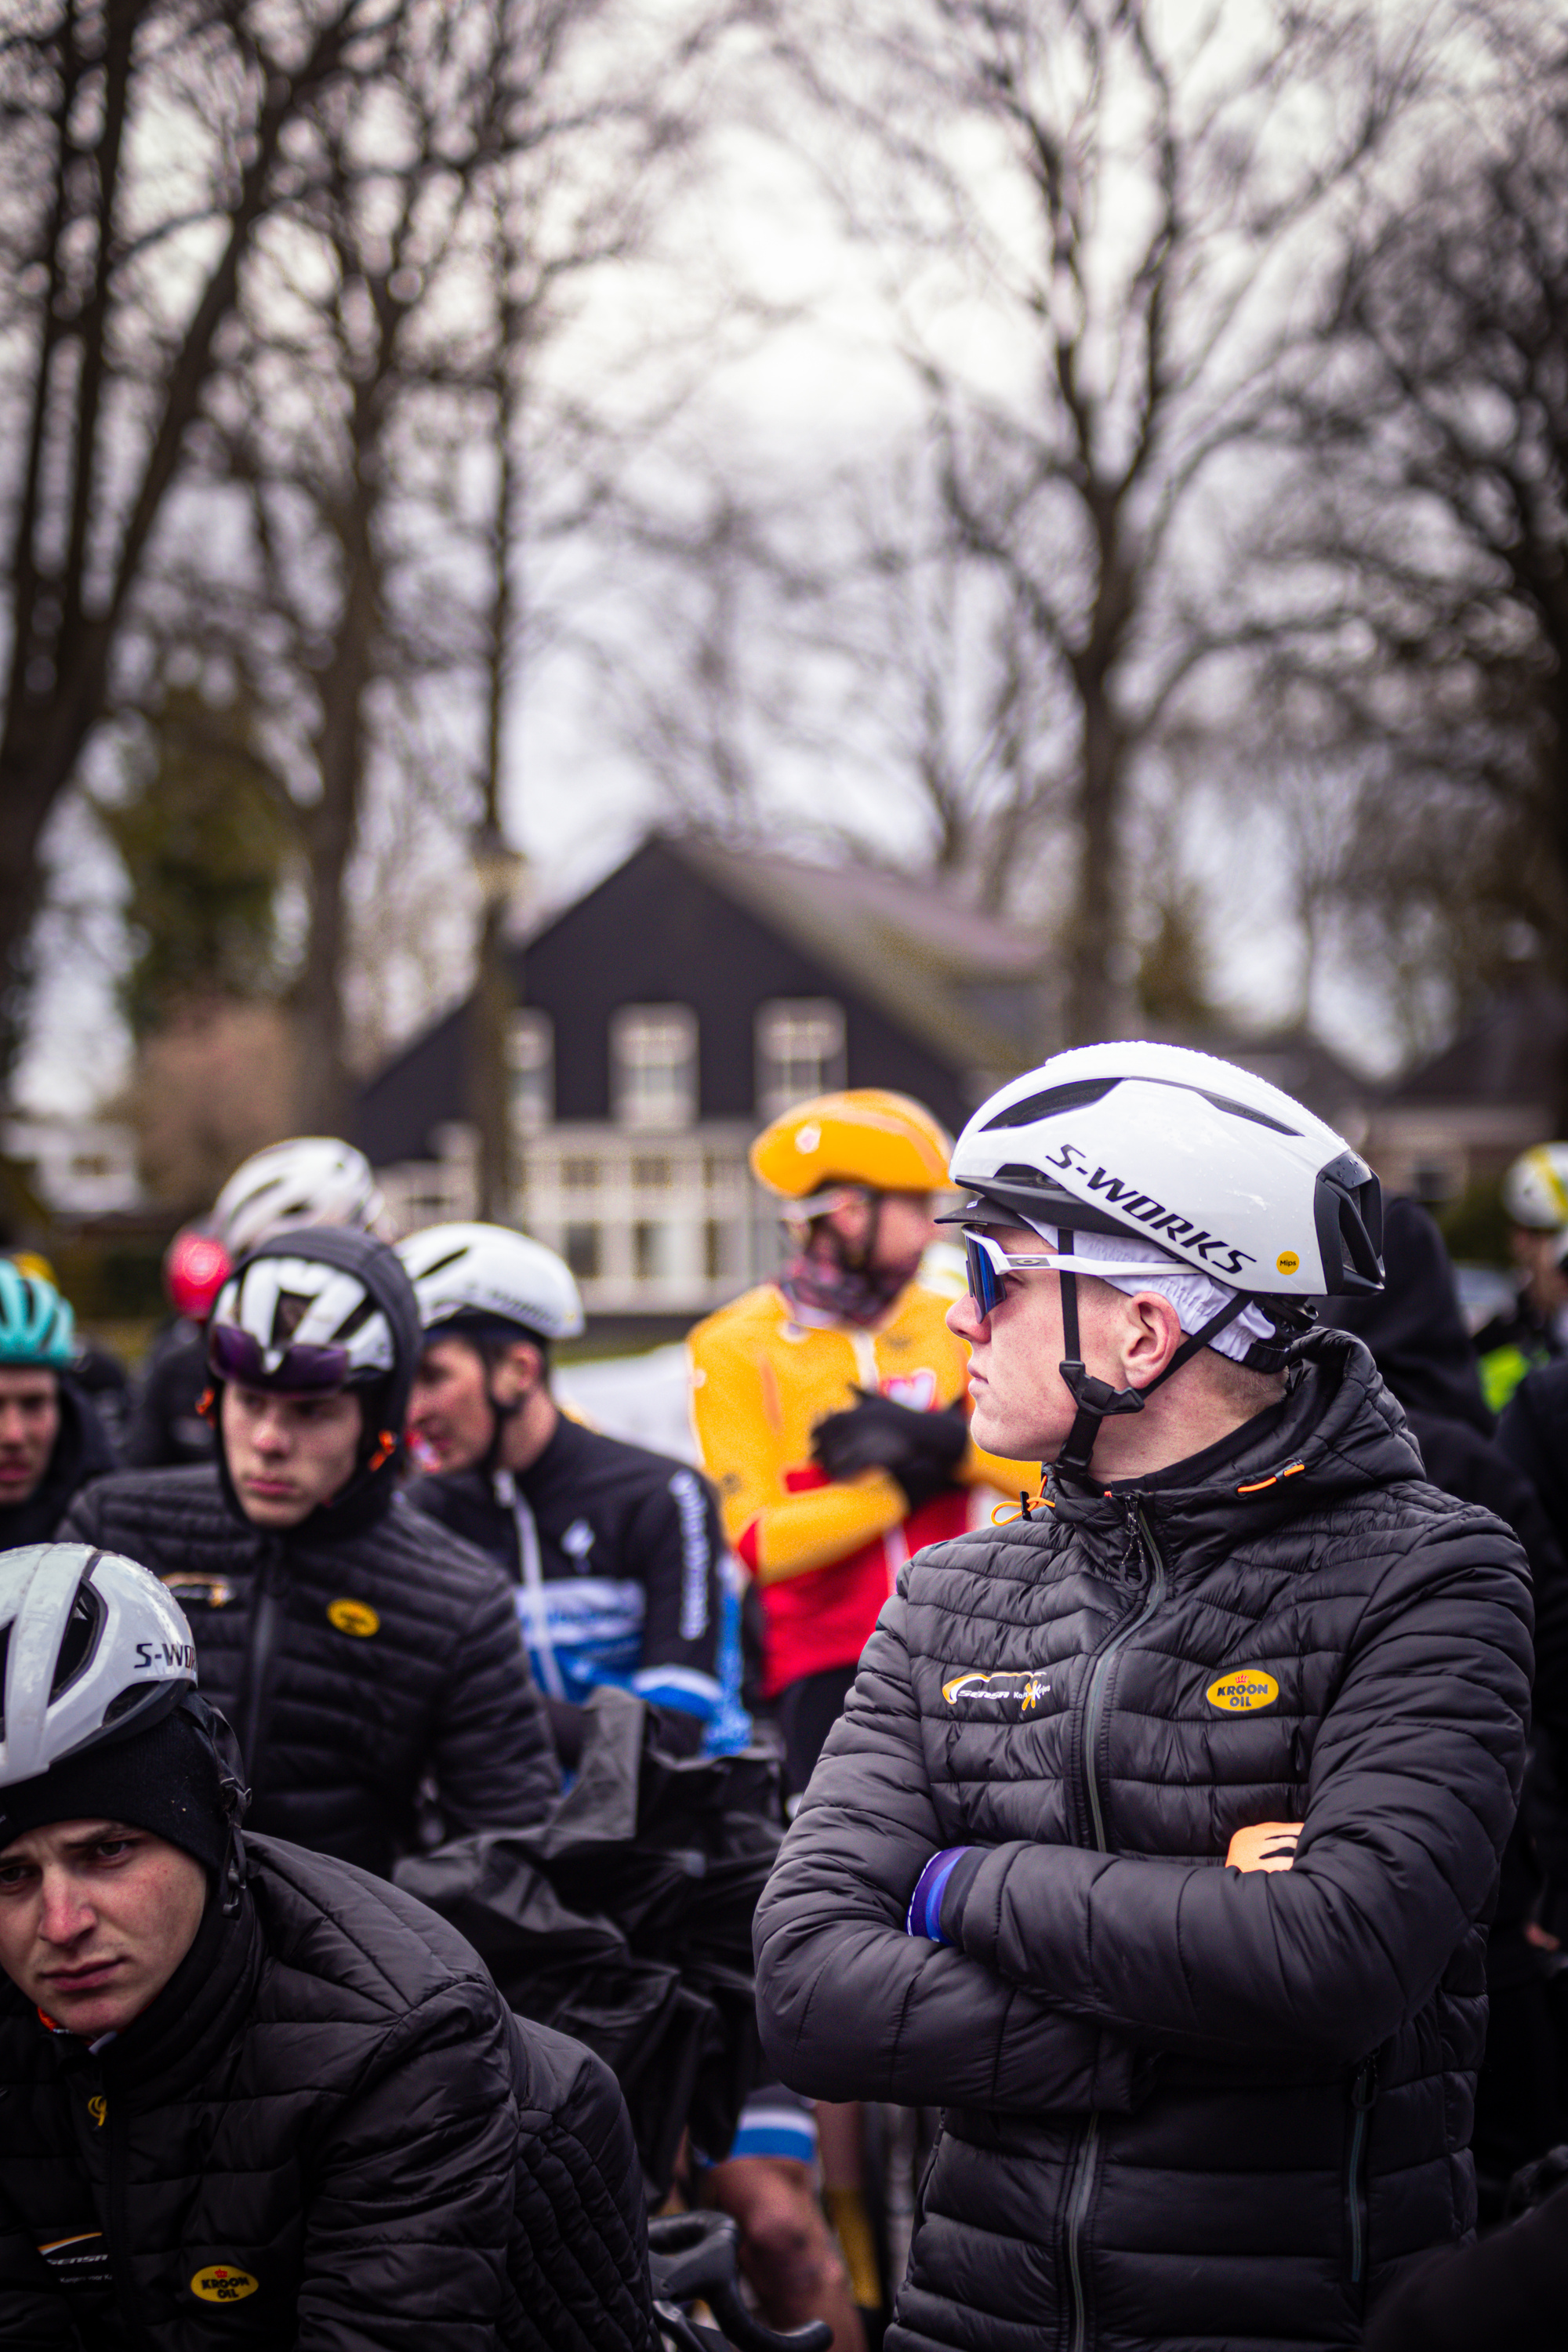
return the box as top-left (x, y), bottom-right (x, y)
top-left (1065, 687), bottom-right (1127, 1046)
top-left (292, 472), bottom-right (379, 1134)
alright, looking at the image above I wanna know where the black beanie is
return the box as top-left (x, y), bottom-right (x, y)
top-left (0, 1708), bottom-right (229, 1876)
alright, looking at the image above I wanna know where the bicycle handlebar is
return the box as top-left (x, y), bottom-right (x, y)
top-left (648, 2212), bottom-right (834, 2352)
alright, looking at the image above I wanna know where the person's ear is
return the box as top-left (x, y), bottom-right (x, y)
top-left (1121, 1292), bottom-right (1185, 1390)
top-left (490, 1340), bottom-right (543, 1407)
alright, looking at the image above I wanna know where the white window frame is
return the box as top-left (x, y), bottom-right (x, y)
top-left (755, 998), bottom-right (846, 1119)
top-left (612, 1004), bottom-right (699, 1131)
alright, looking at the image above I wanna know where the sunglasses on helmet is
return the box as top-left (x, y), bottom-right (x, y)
top-left (207, 1322), bottom-right (352, 1394)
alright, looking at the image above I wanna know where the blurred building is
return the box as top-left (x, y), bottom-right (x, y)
top-left (1, 1116), bottom-right (143, 1218)
top-left (358, 833), bottom-right (1376, 1336)
top-left (1362, 979), bottom-right (1568, 1206)
top-left (357, 835), bottom-right (1057, 1331)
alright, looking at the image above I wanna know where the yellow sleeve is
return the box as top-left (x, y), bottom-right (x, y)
top-left (688, 1329), bottom-right (907, 1588)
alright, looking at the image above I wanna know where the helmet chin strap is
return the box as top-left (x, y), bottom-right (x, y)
top-left (1053, 1228), bottom-right (1249, 1482)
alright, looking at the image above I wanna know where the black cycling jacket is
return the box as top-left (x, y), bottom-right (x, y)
top-left (409, 1414), bottom-right (724, 1761)
top-left (0, 1834), bottom-right (654, 2352)
top-left (63, 1464), bottom-right (558, 1875)
top-left (754, 1332), bottom-right (1532, 2352)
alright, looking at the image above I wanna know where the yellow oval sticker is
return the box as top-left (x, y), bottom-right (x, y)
top-left (327, 1598), bottom-right (379, 1639)
top-left (1276, 1250), bottom-right (1300, 1277)
top-left (191, 2267), bottom-right (259, 2304)
top-left (1207, 1669), bottom-right (1279, 1714)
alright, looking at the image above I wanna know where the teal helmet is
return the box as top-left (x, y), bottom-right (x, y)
top-left (0, 1262), bottom-right (74, 1367)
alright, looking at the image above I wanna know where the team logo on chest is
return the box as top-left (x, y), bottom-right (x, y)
top-left (942, 1668), bottom-right (1052, 1715)
top-left (1206, 1669), bottom-right (1279, 1714)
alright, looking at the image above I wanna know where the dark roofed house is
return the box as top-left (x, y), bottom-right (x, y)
top-left (356, 835), bottom-right (1058, 1330)
top-left (357, 833), bottom-right (1375, 1334)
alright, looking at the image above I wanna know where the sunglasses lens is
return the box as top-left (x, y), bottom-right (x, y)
top-left (208, 1324), bottom-right (263, 1384)
top-left (207, 1325), bottom-right (351, 1392)
top-left (964, 1234), bottom-right (1002, 1316)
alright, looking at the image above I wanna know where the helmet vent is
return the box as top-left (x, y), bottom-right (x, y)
top-left (984, 1080), bottom-right (1120, 1127)
top-left (51, 1589), bottom-right (104, 1700)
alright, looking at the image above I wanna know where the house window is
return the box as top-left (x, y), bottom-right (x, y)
top-left (508, 1011), bottom-right (554, 1134)
top-left (633, 1219), bottom-right (677, 1280)
top-left (612, 1005), bottom-right (698, 1130)
top-left (704, 1218), bottom-right (734, 1280)
top-left (756, 999), bottom-right (845, 1117)
top-left (563, 1221), bottom-right (601, 1279)
top-left (561, 1156), bottom-right (600, 1192)
top-left (633, 1156), bottom-right (673, 1190)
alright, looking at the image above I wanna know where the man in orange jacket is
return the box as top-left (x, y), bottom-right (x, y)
top-left (690, 1087), bottom-right (1034, 1794)
top-left (688, 1090), bottom-right (1033, 2341)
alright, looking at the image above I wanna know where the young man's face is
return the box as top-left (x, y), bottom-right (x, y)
top-left (0, 1367), bottom-right (60, 1508)
top-left (407, 1337), bottom-right (494, 1475)
top-left (0, 1819), bottom-right (206, 2038)
top-left (407, 1335), bottom-right (541, 1475)
top-left (1511, 1225), bottom-right (1568, 1317)
top-left (822, 1189), bottom-right (937, 1278)
top-left (220, 1384), bottom-right (363, 1526)
top-left (946, 1228), bottom-right (1127, 1462)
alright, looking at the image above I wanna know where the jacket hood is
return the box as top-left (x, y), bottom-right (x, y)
top-left (1047, 1325), bottom-right (1427, 1572)
top-left (1320, 1194), bottom-right (1493, 1438)
top-left (212, 1224), bottom-right (421, 1541)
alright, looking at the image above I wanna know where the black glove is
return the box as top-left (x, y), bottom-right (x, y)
top-left (810, 1388), bottom-right (968, 1513)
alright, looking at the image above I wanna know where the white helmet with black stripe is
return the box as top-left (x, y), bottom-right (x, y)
top-left (0, 1543), bottom-right (197, 1788)
top-left (207, 1251), bottom-right (395, 1390)
top-left (397, 1222), bottom-right (584, 1344)
top-left (946, 1042), bottom-right (1384, 1475)
top-left (213, 1137), bottom-right (384, 1260)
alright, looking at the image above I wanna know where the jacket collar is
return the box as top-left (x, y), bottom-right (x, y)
top-left (1044, 1328), bottom-right (1424, 1574)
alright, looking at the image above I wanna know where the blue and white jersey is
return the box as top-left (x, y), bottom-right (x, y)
top-left (409, 1412), bottom-right (748, 1752)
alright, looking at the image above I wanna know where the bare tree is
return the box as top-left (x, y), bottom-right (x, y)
top-left (720, 0), bottom-right (1422, 1040)
top-left (1250, 16), bottom-right (1568, 1087)
top-left (0, 0), bottom-right (400, 1076)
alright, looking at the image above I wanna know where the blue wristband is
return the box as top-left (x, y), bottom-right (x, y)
top-left (906, 1846), bottom-right (974, 1944)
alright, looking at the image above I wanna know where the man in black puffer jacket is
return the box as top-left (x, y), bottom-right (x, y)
top-left (753, 1045), bottom-right (1533, 2352)
top-left (62, 1226), bottom-right (558, 1876)
top-left (0, 1544), bottom-right (652, 2352)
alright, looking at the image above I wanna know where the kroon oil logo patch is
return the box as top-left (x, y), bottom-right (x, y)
top-left (943, 1668), bottom-right (1052, 1715)
top-left (327, 1598), bottom-right (379, 1639)
top-left (1207, 1669), bottom-right (1280, 1715)
top-left (191, 2267), bottom-right (259, 2305)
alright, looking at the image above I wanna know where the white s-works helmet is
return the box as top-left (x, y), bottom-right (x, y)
top-left (0, 1544), bottom-right (197, 1788)
top-left (1502, 1144), bottom-right (1568, 1232)
top-left (214, 1137), bottom-right (384, 1258)
top-left (947, 1042), bottom-right (1384, 1475)
top-left (397, 1222), bottom-right (585, 1344)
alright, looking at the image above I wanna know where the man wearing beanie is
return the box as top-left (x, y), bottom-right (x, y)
top-left (62, 1226), bottom-right (559, 1878)
top-left (0, 1542), bottom-right (655, 2352)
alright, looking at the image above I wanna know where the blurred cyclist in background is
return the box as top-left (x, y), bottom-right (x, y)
top-left (401, 1221), bottom-right (741, 1766)
top-left (0, 1261), bottom-right (114, 1543)
top-left (10, 1250), bottom-right (132, 1457)
top-left (689, 1090), bottom-right (1034, 1796)
top-left (688, 1091), bottom-right (1033, 2347)
top-left (1475, 1142), bottom-right (1568, 1413)
top-left (122, 1224), bottom-right (230, 1468)
top-left (125, 1137), bottom-right (383, 1469)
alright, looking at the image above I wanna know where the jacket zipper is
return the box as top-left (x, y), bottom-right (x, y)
top-left (1346, 2054), bottom-right (1379, 2288)
top-left (1065, 1503), bottom-right (1167, 2350)
top-left (105, 2077), bottom-right (153, 2350)
top-left (238, 1538), bottom-right (286, 1773)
